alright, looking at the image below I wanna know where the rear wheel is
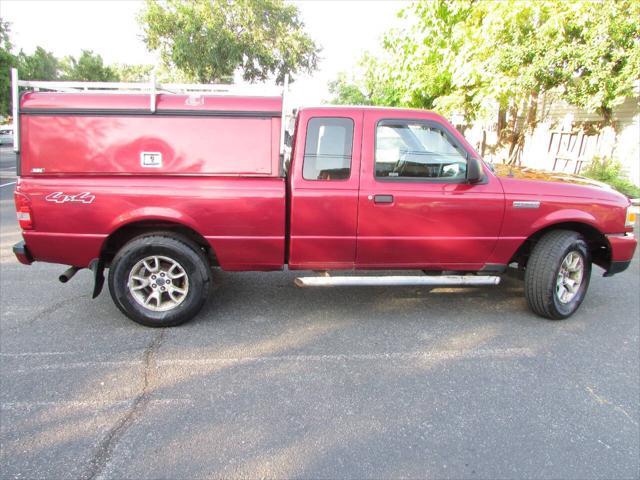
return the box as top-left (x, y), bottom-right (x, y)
top-left (524, 230), bottom-right (591, 320)
top-left (108, 234), bottom-right (210, 327)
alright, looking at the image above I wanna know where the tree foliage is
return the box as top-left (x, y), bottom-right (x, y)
top-left (0, 19), bottom-right (17, 117)
top-left (14, 47), bottom-right (121, 83)
top-left (112, 63), bottom-right (189, 83)
top-left (111, 63), bottom-right (154, 82)
top-left (139, 0), bottom-right (319, 84)
top-left (330, 0), bottom-right (640, 162)
top-left (60, 50), bottom-right (118, 81)
top-left (328, 52), bottom-right (402, 106)
top-left (18, 47), bottom-right (60, 80)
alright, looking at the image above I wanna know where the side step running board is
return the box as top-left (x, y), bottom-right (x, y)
top-left (294, 275), bottom-right (501, 288)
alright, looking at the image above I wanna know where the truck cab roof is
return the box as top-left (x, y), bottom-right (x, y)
top-left (296, 104), bottom-right (450, 122)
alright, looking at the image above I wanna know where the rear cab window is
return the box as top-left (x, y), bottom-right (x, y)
top-left (303, 117), bottom-right (354, 180)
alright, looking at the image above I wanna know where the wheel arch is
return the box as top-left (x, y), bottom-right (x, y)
top-left (100, 220), bottom-right (217, 267)
top-left (510, 221), bottom-right (611, 271)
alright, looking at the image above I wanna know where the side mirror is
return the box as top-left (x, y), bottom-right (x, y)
top-left (466, 157), bottom-right (484, 184)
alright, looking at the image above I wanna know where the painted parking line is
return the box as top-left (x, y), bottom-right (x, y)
top-left (0, 181), bottom-right (16, 188)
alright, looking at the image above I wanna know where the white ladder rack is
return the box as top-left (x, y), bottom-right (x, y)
top-left (10, 68), bottom-right (289, 158)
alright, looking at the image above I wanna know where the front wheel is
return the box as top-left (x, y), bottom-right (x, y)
top-left (108, 235), bottom-right (211, 327)
top-left (525, 230), bottom-right (591, 320)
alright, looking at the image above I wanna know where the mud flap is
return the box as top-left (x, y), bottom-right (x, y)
top-left (89, 258), bottom-right (106, 298)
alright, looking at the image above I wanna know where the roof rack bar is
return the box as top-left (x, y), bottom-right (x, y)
top-left (17, 80), bottom-right (147, 90)
top-left (150, 72), bottom-right (157, 113)
top-left (279, 73), bottom-right (289, 157)
top-left (11, 68), bottom-right (19, 153)
top-left (15, 79), bottom-right (282, 96)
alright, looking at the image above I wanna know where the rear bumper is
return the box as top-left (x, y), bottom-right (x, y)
top-left (604, 233), bottom-right (637, 276)
top-left (12, 241), bottom-right (33, 265)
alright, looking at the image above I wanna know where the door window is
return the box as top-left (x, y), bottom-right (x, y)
top-left (375, 121), bottom-right (467, 180)
top-left (303, 117), bottom-right (354, 180)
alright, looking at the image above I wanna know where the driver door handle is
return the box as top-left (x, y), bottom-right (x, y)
top-left (370, 194), bottom-right (394, 204)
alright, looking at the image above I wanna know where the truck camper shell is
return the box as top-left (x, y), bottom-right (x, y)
top-left (13, 71), bottom-right (287, 177)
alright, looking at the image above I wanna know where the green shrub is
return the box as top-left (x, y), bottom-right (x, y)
top-left (582, 156), bottom-right (640, 199)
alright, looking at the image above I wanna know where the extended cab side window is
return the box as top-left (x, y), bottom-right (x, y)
top-left (375, 120), bottom-right (467, 180)
top-left (303, 117), bottom-right (354, 180)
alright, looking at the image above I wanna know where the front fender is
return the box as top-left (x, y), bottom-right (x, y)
top-left (529, 208), bottom-right (600, 233)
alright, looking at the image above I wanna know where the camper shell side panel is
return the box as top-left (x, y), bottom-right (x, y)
top-left (20, 92), bottom-right (282, 176)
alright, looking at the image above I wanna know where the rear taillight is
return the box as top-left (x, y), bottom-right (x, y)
top-left (14, 191), bottom-right (33, 230)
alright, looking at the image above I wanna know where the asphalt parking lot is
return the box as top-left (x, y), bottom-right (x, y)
top-left (0, 145), bottom-right (638, 479)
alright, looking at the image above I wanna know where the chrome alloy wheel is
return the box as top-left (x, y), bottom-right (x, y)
top-left (127, 255), bottom-right (189, 312)
top-left (556, 251), bottom-right (584, 304)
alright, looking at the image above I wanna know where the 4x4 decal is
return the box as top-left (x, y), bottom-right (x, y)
top-left (45, 192), bottom-right (95, 204)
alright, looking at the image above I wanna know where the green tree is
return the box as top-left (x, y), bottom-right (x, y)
top-left (329, 53), bottom-right (402, 106)
top-left (139, 0), bottom-right (319, 84)
top-left (112, 63), bottom-right (190, 83)
top-left (329, 1), bottom-right (470, 110)
top-left (459, 0), bottom-right (640, 162)
top-left (331, 0), bottom-right (640, 164)
top-left (328, 73), bottom-right (367, 105)
top-left (61, 50), bottom-right (117, 81)
top-left (0, 19), bottom-right (17, 117)
top-left (560, 1), bottom-right (640, 122)
top-left (112, 63), bottom-right (154, 82)
top-left (18, 46), bottom-right (60, 80)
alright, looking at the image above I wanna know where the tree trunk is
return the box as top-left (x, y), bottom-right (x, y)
top-left (525, 90), bottom-right (539, 130)
top-left (503, 102), bottom-right (520, 164)
top-left (507, 90), bottom-right (539, 166)
top-left (506, 99), bottom-right (524, 165)
top-left (497, 106), bottom-right (506, 140)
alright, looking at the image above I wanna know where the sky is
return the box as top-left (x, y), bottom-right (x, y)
top-left (0, 0), bottom-right (410, 104)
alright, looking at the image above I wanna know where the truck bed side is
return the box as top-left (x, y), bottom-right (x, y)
top-left (17, 176), bottom-right (286, 270)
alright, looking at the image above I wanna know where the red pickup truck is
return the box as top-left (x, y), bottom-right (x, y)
top-left (10, 73), bottom-right (637, 327)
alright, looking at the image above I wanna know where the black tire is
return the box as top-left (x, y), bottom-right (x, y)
top-left (108, 234), bottom-right (211, 327)
top-left (525, 230), bottom-right (592, 320)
